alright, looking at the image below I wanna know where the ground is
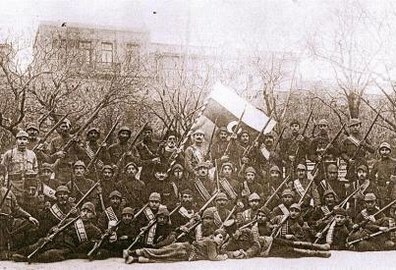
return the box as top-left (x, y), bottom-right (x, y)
top-left (0, 251), bottom-right (395, 270)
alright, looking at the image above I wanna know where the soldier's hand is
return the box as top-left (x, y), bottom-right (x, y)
top-left (352, 224), bottom-right (359, 230)
top-left (230, 133), bottom-right (238, 140)
top-left (109, 232), bottom-right (117, 243)
top-left (96, 186), bottom-right (103, 194)
top-left (152, 157), bottom-right (161, 163)
top-left (232, 250), bottom-right (241, 257)
top-left (237, 201), bottom-right (244, 209)
top-left (180, 225), bottom-right (189, 233)
top-left (285, 234), bottom-right (293, 240)
top-left (44, 201), bottom-right (51, 209)
top-left (288, 155), bottom-right (295, 162)
top-left (70, 206), bottom-right (78, 215)
top-left (68, 197), bottom-right (76, 203)
top-left (379, 226), bottom-right (388, 232)
top-left (119, 235), bottom-right (128, 240)
top-left (28, 216), bottom-right (40, 226)
top-left (368, 215), bottom-right (376, 223)
top-left (315, 232), bottom-right (322, 239)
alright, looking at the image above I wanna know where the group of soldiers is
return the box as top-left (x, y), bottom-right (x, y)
top-left (1, 112), bottom-right (396, 264)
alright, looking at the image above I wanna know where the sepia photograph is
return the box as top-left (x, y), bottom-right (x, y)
top-left (1, 0), bottom-right (396, 269)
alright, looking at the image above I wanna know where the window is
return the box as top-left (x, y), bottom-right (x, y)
top-left (101, 42), bottom-right (113, 64)
top-left (79, 41), bottom-right (92, 63)
top-left (126, 43), bottom-right (140, 67)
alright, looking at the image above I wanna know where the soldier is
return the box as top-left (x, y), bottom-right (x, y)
top-left (288, 164), bottom-right (320, 212)
top-left (115, 162), bottom-right (146, 208)
top-left (195, 208), bottom-right (218, 241)
top-left (308, 119), bottom-right (340, 163)
top-left (47, 118), bottom-right (83, 185)
top-left (80, 127), bottom-right (109, 172)
top-left (271, 203), bottom-right (308, 242)
top-left (341, 118), bottom-right (375, 182)
top-left (12, 201), bottom-right (101, 262)
top-left (66, 161), bottom-right (98, 206)
top-left (169, 163), bottom-right (187, 192)
top-left (350, 164), bottom-right (376, 218)
top-left (156, 130), bottom-right (183, 166)
top-left (37, 163), bottom-right (59, 202)
top-left (134, 125), bottom-right (160, 183)
top-left (210, 127), bottom-right (229, 164)
top-left (184, 130), bottom-right (207, 176)
top-left (99, 165), bottom-right (117, 204)
top-left (262, 165), bottom-right (283, 202)
top-left (172, 189), bottom-right (197, 230)
top-left (217, 162), bottom-right (241, 206)
top-left (222, 227), bottom-right (260, 259)
top-left (108, 126), bottom-right (133, 167)
top-left (349, 193), bottom-right (394, 251)
top-left (146, 163), bottom-right (178, 209)
top-left (255, 132), bottom-right (283, 176)
top-left (237, 193), bottom-right (261, 226)
top-left (280, 119), bottom-right (309, 177)
top-left (370, 142), bottom-right (396, 207)
top-left (309, 190), bottom-right (338, 230)
top-left (316, 164), bottom-right (348, 202)
top-left (98, 190), bottom-right (123, 231)
top-left (190, 162), bottom-right (216, 207)
top-left (271, 189), bottom-right (295, 218)
top-left (125, 228), bottom-right (228, 264)
top-left (0, 184), bottom-right (39, 259)
top-left (238, 130), bottom-right (251, 150)
top-left (206, 192), bottom-right (234, 228)
top-left (2, 130), bottom-right (39, 200)
top-left (238, 166), bottom-right (264, 207)
top-left (251, 206), bottom-right (273, 240)
top-left (26, 123), bottom-right (41, 150)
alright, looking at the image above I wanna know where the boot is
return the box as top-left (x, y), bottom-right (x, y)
top-left (293, 248), bottom-right (331, 258)
top-left (126, 256), bottom-right (138, 264)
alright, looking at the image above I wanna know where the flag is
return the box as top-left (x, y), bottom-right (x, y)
top-left (193, 82), bottom-right (276, 137)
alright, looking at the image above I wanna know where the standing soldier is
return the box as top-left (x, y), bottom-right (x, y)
top-left (134, 125), bottom-right (160, 183)
top-left (309, 119), bottom-right (340, 164)
top-left (66, 161), bottom-right (98, 206)
top-left (98, 191), bottom-right (123, 231)
top-left (370, 142), bottom-right (396, 207)
top-left (37, 163), bottom-right (59, 202)
top-left (184, 130), bottom-right (207, 176)
top-left (80, 127), bottom-right (109, 172)
top-left (26, 123), bottom-right (41, 150)
top-left (316, 164), bottom-right (348, 202)
top-left (341, 118), bottom-right (375, 182)
top-left (280, 119), bottom-right (309, 178)
top-left (156, 130), bottom-right (183, 166)
top-left (2, 130), bottom-right (39, 200)
top-left (238, 166), bottom-right (264, 207)
top-left (210, 127), bottom-right (229, 165)
top-left (217, 162), bottom-right (241, 207)
top-left (108, 126), bottom-right (137, 171)
top-left (237, 193), bottom-right (261, 226)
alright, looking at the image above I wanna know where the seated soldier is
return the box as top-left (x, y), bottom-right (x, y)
top-left (309, 190), bottom-right (338, 231)
top-left (126, 229), bottom-right (228, 264)
top-left (221, 227), bottom-right (260, 259)
top-left (271, 189), bottom-right (295, 218)
top-left (97, 191), bottom-right (123, 231)
top-left (238, 166), bottom-right (264, 207)
top-left (237, 193), bottom-right (261, 226)
top-left (38, 163), bottom-right (60, 203)
top-left (116, 162), bottom-right (146, 209)
top-left (195, 208), bottom-right (218, 241)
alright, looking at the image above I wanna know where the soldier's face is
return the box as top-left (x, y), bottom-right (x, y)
top-left (290, 124), bottom-right (300, 134)
top-left (297, 169), bottom-right (306, 179)
top-left (27, 186), bottom-right (37, 197)
top-left (357, 169), bottom-right (367, 180)
top-left (149, 200), bottom-right (160, 211)
top-left (41, 169), bottom-right (52, 179)
top-left (365, 200), bottom-right (376, 210)
top-left (173, 168), bottom-right (183, 179)
top-left (103, 169), bottom-right (113, 179)
top-left (182, 193), bottom-right (193, 204)
top-left (203, 216), bottom-right (214, 226)
top-left (87, 130), bottom-right (99, 142)
top-left (166, 135), bottom-right (177, 147)
top-left (126, 165), bottom-right (138, 176)
top-left (216, 199), bottom-right (228, 208)
top-left (290, 208), bottom-right (300, 219)
top-left (257, 212), bottom-right (268, 223)
top-left (213, 233), bottom-right (225, 245)
top-left (56, 192), bottom-right (69, 205)
top-left (219, 131), bottom-right (228, 141)
top-left (157, 215), bottom-right (168, 225)
top-left (155, 171), bottom-right (168, 181)
top-left (16, 137), bottom-right (28, 149)
top-left (193, 133), bottom-right (204, 143)
top-left (282, 194), bottom-right (294, 206)
top-left (270, 171), bottom-right (280, 179)
top-left (81, 209), bottom-right (95, 221)
top-left (110, 196), bottom-right (121, 207)
top-left (264, 137), bottom-right (274, 147)
top-left (246, 172), bottom-right (255, 182)
top-left (249, 199), bottom-right (260, 210)
top-left (74, 166), bottom-right (85, 177)
top-left (380, 148), bottom-right (391, 158)
top-left (324, 194), bottom-right (335, 205)
top-left (318, 124), bottom-right (328, 134)
top-left (197, 167), bottom-right (208, 177)
top-left (122, 213), bottom-right (133, 224)
top-left (58, 123), bottom-right (70, 135)
top-left (118, 131), bottom-right (131, 142)
top-left (350, 124), bottom-right (361, 134)
top-left (335, 214), bottom-right (346, 225)
top-left (222, 166), bottom-right (233, 178)
top-left (27, 128), bottom-right (39, 139)
top-left (241, 133), bottom-right (249, 144)
top-left (143, 130), bottom-right (152, 140)
top-left (328, 170), bottom-right (338, 181)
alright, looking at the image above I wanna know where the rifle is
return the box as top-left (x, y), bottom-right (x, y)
top-left (347, 226), bottom-right (396, 247)
top-left (219, 205), bottom-right (238, 229)
top-left (33, 113), bottom-right (70, 151)
top-left (239, 218), bottom-right (258, 230)
top-left (239, 117), bottom-right (273, 177)
top-left (273, 126), bottom-right (286, 151)
top-left (350, 111), bottom-right (380, 161)
top-left (123, 204), bottom-right (181, 255)
top-left (205, 118), bottom-right (218, 160)
top-left (174, 191), bottom-right (219, 241)
top-left (87, 203), bottom-right (148, 259)
top-left (223, 106), bottom-right (246, 157)
top-left (27, 216), bottom-right (80, 260)
top-left (86, 119), bottom-right (120, 171)
top-left (294, 110), bottom-right (313, 158)
top-left (58, 180), bottom-right (101, 227)
top-left (0, 182), bottom-right (12, 209)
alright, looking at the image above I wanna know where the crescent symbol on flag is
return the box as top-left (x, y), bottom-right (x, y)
top-left (227, 121), bottom-right (242, 134)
